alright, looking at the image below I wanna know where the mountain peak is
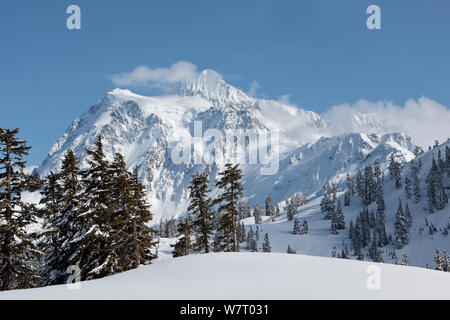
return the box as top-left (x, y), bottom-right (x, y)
top-left (180, 69), bottom-right (253, 109)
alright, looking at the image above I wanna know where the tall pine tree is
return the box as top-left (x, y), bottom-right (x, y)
top-left (213, 163), bottom-right (243, 252)
top-left (0, 128), bottom-right (43, 291)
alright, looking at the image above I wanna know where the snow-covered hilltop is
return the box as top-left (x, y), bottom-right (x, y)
top-left (38, 69), bottom-right (413, 221)
top-left (1, 253), bottom-right (449, 300)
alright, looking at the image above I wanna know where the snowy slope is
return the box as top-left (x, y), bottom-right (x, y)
top-left (37, 69), bottom-right (410, 221)
top-left (244, 132), bottom-right (415, 203)
top-left (242, 140), bottom-right (450, 269)
top-left (1, 253), bottom-right (449, 300)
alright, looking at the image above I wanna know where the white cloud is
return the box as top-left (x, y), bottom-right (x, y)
top-left (323, 97), bottom-right (450, 147)
top-left (110, 61), bottom-right (198, 88)
top-left (247, 81), bottom-right (260, 98)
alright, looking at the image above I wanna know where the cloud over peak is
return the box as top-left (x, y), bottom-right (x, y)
top-left (110, 61), bottom-right (198, 88)
top-left (323, 97), bottom-right (450, 148)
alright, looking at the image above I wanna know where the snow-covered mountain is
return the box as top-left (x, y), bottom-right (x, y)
top-left (38, 69), bottom-right (412, 221)
top-left (241, 140), bottom-right (450, 269)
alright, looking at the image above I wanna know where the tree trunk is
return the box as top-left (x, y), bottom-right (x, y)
top-left (132, 219), bottom-right (140, 268)
top-left (1, 143), bottom-right (12, 291)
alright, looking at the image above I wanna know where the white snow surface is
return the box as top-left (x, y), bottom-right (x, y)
top-left (1, 252), bottom-right (449, 300)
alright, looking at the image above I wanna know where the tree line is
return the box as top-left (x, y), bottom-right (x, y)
top-left (0, 129), bottom-right (156, 291)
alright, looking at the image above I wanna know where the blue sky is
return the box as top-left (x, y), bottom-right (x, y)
top-left (1, 0), bottom-right (450, 165)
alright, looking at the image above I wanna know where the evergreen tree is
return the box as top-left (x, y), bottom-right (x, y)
top-left (344, 190), bottom-right (351, 207)
top-left (411, 161), bottom-right (421, 204)
top-left (238, 201), bottom-right (251, 220)
top-left (287, 245), bottom-right (296, 254)
top-left (264, 195), bottom-right (275, 216)
top-left (172, 216), bottom-right (193, 257)
top-left (110, 158), bottom-right (157, 269)
top-left (445, 146), bottom-right (450, 176)
top-left (346, 172), bottom-right (355, 195)
top-left (165, 218), bottom-right (177, 238)
top-left (0, 128), bottom-right (43, 291)
top-left (262, 233), bottom-right (271, 253)
top-left (394, 199), bottom-right (408, 248)
top-left (213, 163), bottom-right (244, 252)
top-left (40, 150), bottom-right (83, 285)
top-left (388, 153), bottom-right (402, 189)
top-left (438, 149), bottom-right (445, 172)
top-left (246, 227), bottom-right (258, 252)
top-left (302, 220), bottom-right (309, 234)
top-left (320, 183), bottom-right (335, 220)
top-left (335, 200), bottom-right (345, 230)
top-left (401, 254), bottom-right (409, 266)
top-left (404, 176), bottom-right (412, 200)
top-left (188, 172), bottom-right (214, 253)
top-left (331, 212), bottom-right (338, 235)
top-left (376, 182), bottom-right (388, 247)
top-left (77, 136), bottom-right (120, 280)
top-left (237, 222), bottom-right (246, 243)
top-left (293, 218), bottom-right (301, 235)
top-left (373, 160), bottom-right (382, 182)
top-left (363, 163), bottom-right (376, 205)
top-left (285, 199), bottom-right (297, 221)
top-left (370, 229), bottom-right (378, 261)
top-left (38, 172), bottom-right (62, 285)
top-left (356, 169), bottom-right (364, 198)
top-left (349, 220), bottom-right (354, 240)
top-left (426, 157), bottom-right (448, 213)
top-left (404, 202), bottom-right (412, 229)
top-left (253, 204), bottom-right (263, 224)
top-left (434, 249), bottom-right (449, 272)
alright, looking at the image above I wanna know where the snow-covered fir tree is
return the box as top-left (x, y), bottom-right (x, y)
top-left (246, 227), bottom-right (258, 252)
top-left (376, 182), bottom-right (388, 247)
top-left (264, 195), bottom-right (275, 216)
top-left (426, 156), bottom-right (448, 213)
top-left (434, 249), bottom-right (449, 272)
top-left (0, 128), bottom-right (43, 291)
top-left (293, 218), bottom-right (301, 235)
top-left (40, 150), bottom-right (83, 285)
top-left (394, 199), bottom-right (409, 248)
top-left (411, 160), bottom-right (422, 203)
top-left (320, 183), bottom-right (336, 220)
top-left (253, 204), bottom-right (263, 224)
top-left (388, 153), bottom-right (402, 189)
top-left (110, 158), bottom-right (157, 269)
top-left (213, 163), bottom-right (244, 252)
top-left (262, 233), bottom-right (271, 253)
top-left (172, 216), bottom-right (193, 257)
top-left (188, 172), bottom-right (214, 253)
top-left (287, 245), bottom-right (296, 254)
top-left (284, 198), bottom-right (297, 221)
top-left (346, 172), bottom-right (355, 195)
top-left (344, 189), bottom-right (351, 207)
top-left (335, 199), bottom-right (345, 230)
top-left (404, 176), bottom-right (412, 200)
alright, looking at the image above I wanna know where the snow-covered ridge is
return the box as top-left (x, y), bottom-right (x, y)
top-left (1, 253), bottom-right (449, 299)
